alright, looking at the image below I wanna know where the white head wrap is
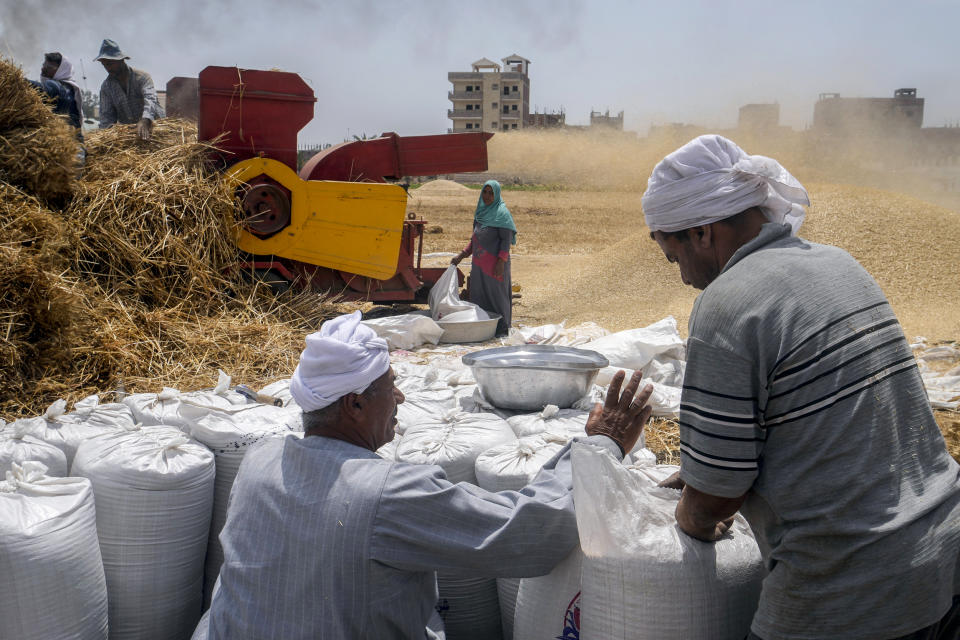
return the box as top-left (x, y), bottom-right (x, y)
top-left (642, 134), bottom-right (810, 235)
top-left (50, 55), bottom-right (84, 123)
top-left (289, 311), bottom-right (390, 412)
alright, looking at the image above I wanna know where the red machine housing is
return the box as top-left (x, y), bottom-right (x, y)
top-left (196, 65), bottom-right (491, 301)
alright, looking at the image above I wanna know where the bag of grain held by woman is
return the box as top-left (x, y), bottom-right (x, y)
top-left (571, 443), bottom-right (764, 640)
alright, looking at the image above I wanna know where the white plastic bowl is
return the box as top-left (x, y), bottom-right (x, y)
top-left (437, 314), bottom-right (501, 343)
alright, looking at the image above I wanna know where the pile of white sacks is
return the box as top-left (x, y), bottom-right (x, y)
top-left (6, 317), bottom-right (948, 639)
top-left (0, 373), bottom-right (302, 640)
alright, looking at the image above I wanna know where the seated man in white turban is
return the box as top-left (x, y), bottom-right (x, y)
top-left (645, 135), bottom-right (960, 640)
top-left (197, 311), bottom-right (653, 639)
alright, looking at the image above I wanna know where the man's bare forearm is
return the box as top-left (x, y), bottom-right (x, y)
top-left (675, 483), bottom-right (746, 542)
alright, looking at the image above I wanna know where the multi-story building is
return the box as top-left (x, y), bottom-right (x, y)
top-left (448, 55), bottom-right (530, 133)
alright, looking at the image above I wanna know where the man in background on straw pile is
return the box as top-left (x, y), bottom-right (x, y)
top-left (645, 134), bottom-right (960, 640)
top-left (94, 38), bottom-right (163, 141)
top-left (194, 310), bottom-right (653, 640)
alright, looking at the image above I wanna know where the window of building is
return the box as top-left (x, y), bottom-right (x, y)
top-left (512, 85), bottom-right (518, 92)
top-left (475, 104), bottom-right (481, 110)
top-left (511, 124), bottom-right (518, 129)
top-left (492, 83), bottom-right (498, 89)
top-left (503, 106), bottom-right (509, 114)
top-left (466, 104), bottom-right (473, 111)
top-left (492, 102), bottom-right (498, 108)
top-left (511, 104), bottom-right (518, 111)
top-left (465, 123), bottom-right (473, 129)
top-left (465, 85), bottom-right (472, 92)
top-left (503, 124), bottom-right (509, 130)
top-left (503, 87), bottom-right (509, 96)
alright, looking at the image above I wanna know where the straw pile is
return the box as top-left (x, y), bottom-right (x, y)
top-left (67, 119), bottom-right (239, 307)
top-left (645, 418), bottom-right (681, 465)
top-left (0, 57), bottom-right (78, 204)
top-left (0, 58), bottom-right (340, 419)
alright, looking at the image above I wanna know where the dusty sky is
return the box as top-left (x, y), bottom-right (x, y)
top-left (2, 0), bottom-right (958, 145)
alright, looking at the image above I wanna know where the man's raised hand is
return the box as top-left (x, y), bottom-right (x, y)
top-left (584, 370), bottom-right (653, 456)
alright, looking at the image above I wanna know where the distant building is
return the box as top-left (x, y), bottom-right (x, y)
top-left (590, 109), bottom-right (624, 130)
top-left (739, 103), bottom-right (780, 131)
top-left (813, 88), bottom-right (924, 134)
top-left (447, 54), bottom-right (530, 133)
top-left (528, 109), bottom-right (565, 128)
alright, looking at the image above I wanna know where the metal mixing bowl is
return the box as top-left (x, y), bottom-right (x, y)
top-left (462, 345), bottom-right (609, 411)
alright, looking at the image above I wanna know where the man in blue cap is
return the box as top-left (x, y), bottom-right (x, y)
top-left (94, 38), bottom-right (164, 140)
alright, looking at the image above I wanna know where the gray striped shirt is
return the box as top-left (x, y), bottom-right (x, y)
top-left (203, 433), bottom-right (617, 638)
top-left (679, 223), bottom-right (960, 640)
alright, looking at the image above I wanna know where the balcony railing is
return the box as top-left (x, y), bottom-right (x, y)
top-left (499, 112), bottom-right (521, 120)
top-left (448, 109), bottom-right (483, 119)
top-left (448, 72), bottom-right (483, 80)
top-left (449, 91), bottom-right (483, 100)
top-left (500, 93), bottom-right (521, 101)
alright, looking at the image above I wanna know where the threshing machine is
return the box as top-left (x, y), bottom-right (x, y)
top-left (195, 66), bottom-right (492, 302)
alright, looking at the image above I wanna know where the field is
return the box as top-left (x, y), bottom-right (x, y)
top-left (410, 184), bottom-right (960, 341)
top-left (0, 55), bottom-right (956, 460)
top-left (407, 129), bottom-right (960, 461)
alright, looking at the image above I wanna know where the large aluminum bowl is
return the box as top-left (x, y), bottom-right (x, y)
top-left (462, 345), bottom-right (609, 411)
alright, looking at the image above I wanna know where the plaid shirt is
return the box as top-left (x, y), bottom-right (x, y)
top-left (98, 66), bottom-right (164, 127)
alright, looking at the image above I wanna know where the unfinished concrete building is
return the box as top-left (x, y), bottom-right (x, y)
top-left (813, 88), bottom-right (924, 135)
top-left (447, 55), bottom-right (531, 133)
top-left (528, 109), bottom-right (566, 128)
top-left (590, 109), bottom-right (624, 130)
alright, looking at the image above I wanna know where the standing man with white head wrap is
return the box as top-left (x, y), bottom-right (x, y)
top-left (30, 52), bottom-right (84, 130)
top-left (645, 135), bottom-right (960, 639)
top-left (198, 311), bottom-right (654, 640)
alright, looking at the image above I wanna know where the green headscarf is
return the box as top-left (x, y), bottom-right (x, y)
top-left (473, 180), bottom-right (517, 245)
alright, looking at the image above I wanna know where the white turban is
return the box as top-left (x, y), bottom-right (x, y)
top-left (51, 55), bottom-right (84, 125)
top-left (289, 311), bottom-right (390, 412)
top-left (642, 134), bottom-right (810, 235)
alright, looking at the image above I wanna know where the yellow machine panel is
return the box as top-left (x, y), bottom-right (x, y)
top-left (229, 158), bottom-right (408, 280)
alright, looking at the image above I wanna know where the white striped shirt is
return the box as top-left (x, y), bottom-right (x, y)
top-left (200, 433), bottom-right (618, 639)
